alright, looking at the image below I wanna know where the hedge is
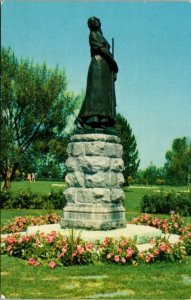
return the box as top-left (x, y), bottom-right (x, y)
top-left (140, 191), bottom-right (191, 216)
top-left (0, 189), bottom-right (66, 209)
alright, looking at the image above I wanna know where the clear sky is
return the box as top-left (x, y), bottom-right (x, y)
top-left (2, 1), bottom-right (191, 168)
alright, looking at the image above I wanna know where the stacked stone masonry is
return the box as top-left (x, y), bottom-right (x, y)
top-left (61, 134), bottom-right (126, 230)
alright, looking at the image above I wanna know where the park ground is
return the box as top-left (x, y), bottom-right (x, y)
top-left (1, 181), bottom-right (191, 299)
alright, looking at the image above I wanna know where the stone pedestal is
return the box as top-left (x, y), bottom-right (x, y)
top-left (61, 133), bottom-right (126, 230)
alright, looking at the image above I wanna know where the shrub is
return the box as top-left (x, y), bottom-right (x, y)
top-left (140, 191), bottom-right (191, 216)
top-left (98, 237), bottom-right (139, 265)
top-left (0, 189), bottom-right (66, 210)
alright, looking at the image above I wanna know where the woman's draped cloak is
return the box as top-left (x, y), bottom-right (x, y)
top-left (77, 30), bottom-right (117, 127)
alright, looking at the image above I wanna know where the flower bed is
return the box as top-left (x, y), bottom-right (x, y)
top-left (131, 212), bottom-right (191, 255)
top-left (1, 213), bottom-right (61, 234)
top-left (1, 212), bottom-right (190, 268)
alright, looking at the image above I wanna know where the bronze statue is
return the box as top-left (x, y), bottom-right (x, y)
top-left (75, 17), bottom-right (118, 129)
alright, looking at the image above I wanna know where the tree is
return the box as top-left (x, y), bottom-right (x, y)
top-left (140, 163), bottom-right (165, 185)
top-left (0, 47), bottom-right (78, 189)
top-left (114, 113), bottom-right (140, 184)
top-left (164, 137), bottom-right (191, 186)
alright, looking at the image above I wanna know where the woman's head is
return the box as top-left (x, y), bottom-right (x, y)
top-left (88, 17), bottom-right (101, 31)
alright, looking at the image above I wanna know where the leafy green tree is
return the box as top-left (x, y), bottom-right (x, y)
top-left (164, 137), bottom-right (191, 186)
top-left (0, 47), bottom-right (78, 189)
top-left (141, 163), bottom-right (165, 185)
top-left (114, 113), bottom-right (140, 184)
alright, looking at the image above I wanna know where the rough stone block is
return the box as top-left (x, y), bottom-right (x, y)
top-left (64, 187), bottom-right (77, 203)
top-left (78, 156), bottom-right (110, 173)
top-left (65, 172), bottom-right (84, 187)
top-left (71, 134), bottom-right (120, 143)
top-left (85, 172), bottom-right (110, 188)
top-left (67, 142), bottom-right (85, 156)
top-left (117, 173), bottom-right (125, 186)
top-left (65, 157), bottom-right (78, 172)
top-left (77, 188), bottom-right (111, 204)
top-left (85, 142), bottom-right (122, 158)
top-left (110, 188), bottom-right (125, 203)
top-left (110, 158), bottom-right (124, 172)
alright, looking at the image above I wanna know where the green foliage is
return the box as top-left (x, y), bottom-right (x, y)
top-left (141, 191), bottom-right (191, 216)
top-left (114, 113), bottom-right (140, 184)
top-left (164, 137), bottom-right (191, 186)
top-left (0, 189), bottom-right (66, 209)
top-left (135, 164), bottom-right (165, 185)
top-left (0, 47), bottom-right (79, 189)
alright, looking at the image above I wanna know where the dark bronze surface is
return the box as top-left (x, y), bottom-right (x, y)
top-left (75, 17), bottom-right (118, 129)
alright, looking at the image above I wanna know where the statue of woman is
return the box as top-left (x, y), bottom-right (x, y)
top-left (75, 16), bottom-right (118, 129)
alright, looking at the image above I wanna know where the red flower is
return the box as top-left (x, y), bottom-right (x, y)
top-left (49, 261), bottom-right (56, 269)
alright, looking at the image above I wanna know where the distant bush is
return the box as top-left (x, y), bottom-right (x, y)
top-left (141, 191), bottom-right (191, 216)
top-left (0, 189), bottom-right (66, 209)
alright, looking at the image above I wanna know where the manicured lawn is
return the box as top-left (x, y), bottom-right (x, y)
top-left (1, 182), bottom-right (191, 299)
top-left (10, 180), bottom-right (66, 194)
top-left (1, 255), bottom-right (191, 299)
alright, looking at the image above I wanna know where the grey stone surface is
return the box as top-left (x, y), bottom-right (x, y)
top-left (110, 158), bottom-right (124, 172)
top-left (67, 142), bottom-right (85, 156)
top-left (110, 188), bottom-right (125, 203)
top-left (85, 172), bottom-right (110, 188)
top-left (78, 156), bottom-right (110, 173)
top-left (85, 141), bottom-right (123, 157)
top-left (64, 187), bottom-right (77, 203)
top-left (65, 172), bottom-right (84, 187)
top-left (71, 133), bottom-right (120, 143)
top-left (62, 133), bottom-right (126, 230)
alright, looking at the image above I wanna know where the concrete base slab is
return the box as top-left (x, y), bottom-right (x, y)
top-left (27, 223), bottom-right (163, 245)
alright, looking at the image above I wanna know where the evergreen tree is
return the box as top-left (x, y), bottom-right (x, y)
top-left (114, 113), bottom-right (140, 184)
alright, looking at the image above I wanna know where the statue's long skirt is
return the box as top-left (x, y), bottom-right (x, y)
top-left (78, 55), bottom-right (116, 121)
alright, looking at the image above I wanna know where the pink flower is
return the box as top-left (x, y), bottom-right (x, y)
top-left (126, 247), bottom-right (134, 258)
top-left (77, 245), bottom-right (85, 254)
top-left (6, 245), bottom-right (12, 252)
top-left (114, 255), bottom-right (120, 262)
top-left (159, 243), bottom-right (167, 252)
top-left (85, 243), bottom-right (92, 252)
top-left (145, 255), bottom-right (152, 263)
top-left (28, 258), bottom-right (39, 266)
top-left (8, 237), bottom-right (15, 245)
top-left (49, 261), bottom-right (56, 269)
top-left (152, 218), bottom-right (159, 226)
top-left (46, 236), bottom-right (54, 243)
top-left (107, 253), bottom-right (113, 259)
top-left (139, 252), bottom-right (145, 259)
top-left (154, 249), bottom-right (160, 255)
top-left (117, 247), bottom-right (122, 253)
top-left (121, 257), bottom-right (126, 264)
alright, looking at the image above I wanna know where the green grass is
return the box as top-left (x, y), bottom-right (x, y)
top-left (1, 182), bottom-right (191, 299)
top-left (10, 180), bottom-right (66, 194)
top-left (1, 255), bottom-right (191, 299)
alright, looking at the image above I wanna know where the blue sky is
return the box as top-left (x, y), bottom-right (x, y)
top-left (2, 1), bottom-right (191, 168)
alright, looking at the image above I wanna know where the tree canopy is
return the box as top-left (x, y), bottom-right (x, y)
top-left (0, 47), bottom-right (80, 189)
top-left (164, 137), bottom-right (191, 186)
top-left (114, 113), bottom-right (140, 184)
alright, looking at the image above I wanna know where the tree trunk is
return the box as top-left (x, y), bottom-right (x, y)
top-left (2, 166), bottom-right (12, 191)
top-left (0, 161), bottom-right (19, 191)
